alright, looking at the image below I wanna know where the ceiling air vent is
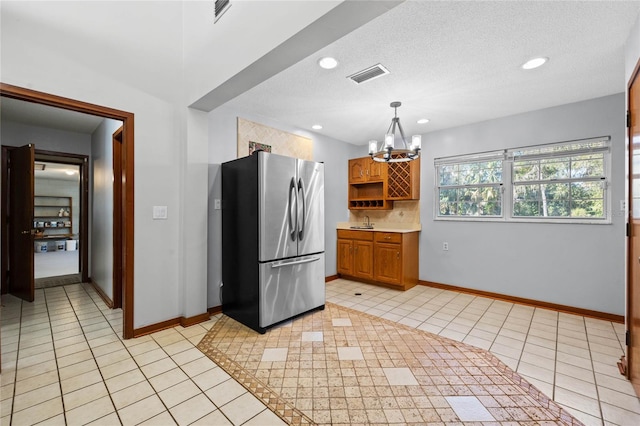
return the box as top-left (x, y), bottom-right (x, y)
top-left (347, 64), bottom-right (390, 85)
top-left (214, 0), bottom-right (231, 22)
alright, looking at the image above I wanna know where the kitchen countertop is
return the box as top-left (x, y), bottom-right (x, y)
top-left (336, 222), bottom-right (421, 233)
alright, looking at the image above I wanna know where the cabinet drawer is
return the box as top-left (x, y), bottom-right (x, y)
top-left (375, 232), bottom-right (402, 244)
top-left (337, 229), bottom-right (374, 241)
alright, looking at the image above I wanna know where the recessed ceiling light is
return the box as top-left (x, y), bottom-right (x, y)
top-left (317, 57), bottom-right (338, 70)
top-left (521, 57), bottom-right (548, 70)
top-left (312, 124), bottom-right (323, 130)
top-left (417, 118), bottom-right (430, 124)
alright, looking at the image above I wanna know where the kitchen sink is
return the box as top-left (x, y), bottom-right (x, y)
top-left (350, 225), bottom-right (374, 229)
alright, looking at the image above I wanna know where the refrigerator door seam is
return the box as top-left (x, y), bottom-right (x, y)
top-left (288, 177), bottom-right (297, 242)
top-left (298, 177), bottom-right (306, 241)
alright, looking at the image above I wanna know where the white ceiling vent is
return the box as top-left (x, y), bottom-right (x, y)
top-left (214, 0), bottom-right (231, 22)
top-left (347, 64), bottom-right (390, 85)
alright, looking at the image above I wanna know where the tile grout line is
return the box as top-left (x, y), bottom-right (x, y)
top-left (43, 286), bottom-right (69, 425)
top-left (59, 283), bottom-right (125, 425)
top-left (584, 319), bottom-right (611, 426)
top-left (7, 295), bottom-right (23, 426)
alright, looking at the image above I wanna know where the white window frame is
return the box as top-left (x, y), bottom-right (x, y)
top-left (434, 136), bottom-right (612, 224)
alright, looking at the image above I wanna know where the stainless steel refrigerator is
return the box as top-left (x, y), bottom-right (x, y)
top-left (221, 151), bottom-right (325, 333)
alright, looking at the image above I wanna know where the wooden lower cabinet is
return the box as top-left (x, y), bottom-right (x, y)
top-left (337, 229), bottom-right (419, 290)
top-left (337, 230), bottom-right (374, 280)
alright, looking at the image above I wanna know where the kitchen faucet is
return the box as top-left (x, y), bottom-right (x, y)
top-left (364, 215), bottom-right (371, 226)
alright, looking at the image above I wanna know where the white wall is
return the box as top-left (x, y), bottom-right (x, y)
top-left (420, 94), bottom-right (625, 316)
top-left (1, 1), bottom-right (349, 328)
top-left (90, 119), bottom-right (122, 300)
top-left (206, 105), bottom-right (354, 308)
top-left (625, 13), bottom-right (640, 84)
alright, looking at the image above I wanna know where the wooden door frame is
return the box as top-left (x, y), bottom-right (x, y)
top-left (0, 83), bottom-right (135, 339)
top-left (627, 58), bottom-right (640, 390)
top-left (113, 127), bottom-right (123, 309)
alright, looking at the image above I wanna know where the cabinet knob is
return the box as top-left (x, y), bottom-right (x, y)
top-left (385, 236), bottom-right (390, 240)
top-left (397, 252), bottom-right (400, 259)
top-left (360, 170), bottom-right (363, 177)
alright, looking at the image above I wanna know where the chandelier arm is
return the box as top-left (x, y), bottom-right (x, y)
top-left (396, 119), bottom-right (408, 149)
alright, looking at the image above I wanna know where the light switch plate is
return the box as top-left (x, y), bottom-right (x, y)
top-left (153, 205), bottom-right (168, 220)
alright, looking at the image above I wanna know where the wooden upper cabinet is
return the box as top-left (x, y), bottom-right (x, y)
top-left (349, 157), bottom-right (385, 183)
top-left (387, 158), bottom-right (420, 200)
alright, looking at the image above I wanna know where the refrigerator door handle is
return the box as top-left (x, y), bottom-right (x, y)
top-left (288, 177), bottom-right (297, 241)
top-left (297, 178), bottom-right (306, 241)
top-left (270, 256), bottom-right (321, 268)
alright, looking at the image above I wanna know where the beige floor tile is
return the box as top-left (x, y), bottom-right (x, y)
top-left (0, 383), bottom-right (14, 401)
top-left (138, 410), bottom-right (177, 425)
top-left (191, 409), bottom-right (233, 425)
top-left (554, 387), bottom-right (601, 418)
top-left (555, 373), bottom-right (598, 399)
top-left (55, 341), bottom-right (90, 358)
top-left (148, 367), bottom-right (189, 392)
top-left (16, 348), bottom-right (55, 368)
top-left (205, 379), bottom-right (247, 407)
top-left (158, 379), bottom-right (201, 408)
top-left (191, 367), bottom-right (232, 392)
top-left (85, 412), bottom-right (121, 425)
top-left (181, 356), bottom-right (216, 377)
top-left (516, 361), bottom-right (554, 384)
top-left (56, 349), bottom-right (94, 369)
top-left (58, 359), bottom-right (98, 381)
top-left (91, 341), bottom-right (125, 358)
top-left (94, 348), bottom-right (131, 368)
top-left (14, 370), bottom-right (59, 396)
top-left (117, 394), bottom-right (166, 425)
top-left (559, 404), bottom-right (603, 426)
top-left (15, 359), bottom-right (58, 382)
top-left (162, 339), bottom-right (193, 356)
top-left (169, 393), bottom-right (218, 424)
top-left (65, 395), bottom-right (115, 426)
top-left (598, 386), bottom-right (640, 413)
top-left (243, 407), bottom-right (288, 425)
top-left (35, 413), bottom-right (66, 425)
top-left (61, 369), bottom-right (103, 394)
top-left (105, 369), bottom-right (146, 394)
top-left (140, 357), bottom-right (178, 378)
top-left (170, 347), bottom-right (205, 366)
top-left (127, 340), bottom-right (161, 356)
top-left (12, 382), bottom-right (60, 412)
top-left (63, 382), bottom-right (109, 411)
top-left (98, 357), bottom-right (137, 379)
top-left (219, 392), bottom-right (267, 425)
top-left (133, 348), bottom-right (168, 366)
top-left (601, 402), bottom-right (640, 425)
top-left (555, 361), bottom-right (595, 383)
top-left (10, 396), bottom-right (63, 425)
top-left (111, 380), bottom-right (156, 410)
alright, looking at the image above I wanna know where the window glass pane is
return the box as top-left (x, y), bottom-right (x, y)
top-left (571, 181), bottom-right (603, 200)
top-left (439, 165), bottom-right (458, 186)
top-left (514, 184), bottom-right (539, 201)
top-left (439, 201), bottom-right (458, 216)
top-left (513, 201), bottom-right (541, 216)
top-left (546, 201), bottom-right (570, 217)
top-left (542, 183), bottom-right (570, 201)
top-left (439, 187), bottom-right (501, 216)
top-left (571, 199), bottom-right (604, 218)
top-left (513, 160), bottom-right (539, 182)
top-left (571, 154), bottom-right (604, 178)
top-left (540, 159), bottom-right (570, 180)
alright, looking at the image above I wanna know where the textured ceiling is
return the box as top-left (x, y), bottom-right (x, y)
top-left (223, 0), bottom-right (640, 146)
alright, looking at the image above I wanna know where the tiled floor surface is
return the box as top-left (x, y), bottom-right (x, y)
top-left (199, 302), bottom-right (580, 425)
top-left (1, 278), bottom-right (638, 425)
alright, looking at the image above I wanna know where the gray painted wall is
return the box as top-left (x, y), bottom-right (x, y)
top-left (1, 120), bottom-right (92, 154)
top-left (90, 119), bottom-right (122, 300)
top-left (206, 105), bottom-right (354, 308)
top-left (419, 94), bottom-right (625, 316)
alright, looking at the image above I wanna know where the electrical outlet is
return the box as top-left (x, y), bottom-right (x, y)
top-left (443, 242), bottom-right (449, 251)
top-left (621, 200), bottom-right (627, 212)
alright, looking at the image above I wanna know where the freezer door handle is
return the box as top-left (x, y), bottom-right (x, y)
top-left (297, 178), bottom-right (306, 241)
top-left (288, 177), bottom-right (297, 241)
top-left (270, 256), bottom-right (320, 268)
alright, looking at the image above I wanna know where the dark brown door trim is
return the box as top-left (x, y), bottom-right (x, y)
top-left (113, 127), bottom-right (123, 309)
top-left (0, 82), bottom-right (136, 339)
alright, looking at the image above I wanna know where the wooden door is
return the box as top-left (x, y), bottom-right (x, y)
top-left (349, 158), bottom-right (366, 183)
top-left (374, 243), bottom-right (402, 285)
top-left (628, 63), bottom-right (640, 395)
top-left (8, 144), bottom-right (35, 301)
top-left (353, 240), bottom-right (374, 279)
top-left (337, 239), bottom-right (353, 275)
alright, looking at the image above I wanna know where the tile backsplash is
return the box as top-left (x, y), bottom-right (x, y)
top-left (349, 200), bottom-right (420, 224)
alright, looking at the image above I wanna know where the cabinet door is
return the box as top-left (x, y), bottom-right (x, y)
top-left (337, 239), bottom-right (353, 275)
top-left (367, 158), bottom-right (385, 182)
top-left (349, 158), bottom-right (366, 183)
top-left (353, 240), bottom-right (374, 280)
top-left (374, 243), bottom-right (402, 285)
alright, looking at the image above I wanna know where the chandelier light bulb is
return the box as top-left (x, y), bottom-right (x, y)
top-left (369, 140), bottom-right (378, 155)
top-left (384, 134), bottom-right (394, 148)
top-left (411, 135), bottom-right (422, 150)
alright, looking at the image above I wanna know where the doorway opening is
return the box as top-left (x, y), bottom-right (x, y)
top-left (0, 83), bottom-right (135, 339)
